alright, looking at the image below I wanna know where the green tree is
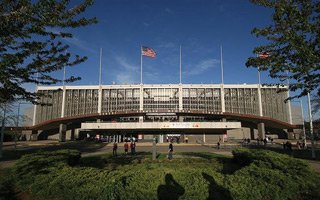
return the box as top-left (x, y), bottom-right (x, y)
top-left (246, 0), bottom-right (320, 100)
top-left (0, 0), bottom-right (97, 104)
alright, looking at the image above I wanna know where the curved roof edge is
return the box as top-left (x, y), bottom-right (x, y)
top-left (28, 110), bottom-right (297, 130)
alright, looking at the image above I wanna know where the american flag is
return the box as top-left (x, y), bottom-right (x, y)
top-left (258, 52), bottom-right (270, 59)
top-left (142, 46), bottom-right (156, 58)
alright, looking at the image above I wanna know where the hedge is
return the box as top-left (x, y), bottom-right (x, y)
top-left (230, 148), bottom-right (320, 200)
top-left (3, 148), bottom-right (319, 200)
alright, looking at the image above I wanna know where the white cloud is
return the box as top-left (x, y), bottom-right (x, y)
top-left (63, 36), bottom-right (97, 54)
top-left (184, 59), bottom-right (220, 76)
top-left (113, 56), bottom-right (139, 84)
top-left (164, 8), bottom-right (174, 14)
top-left (144, 71), bottom-right (159, 82)
top-left (158, 42), bottom-right (176, 49)
top-left (143, 22), bottom-right (150, 27)
top-left (45, 27), bottom-right (97, 54)
top-left (115, 74), bottom-right (135, 84)
top-left (219, 4), bottom-right (225, 12)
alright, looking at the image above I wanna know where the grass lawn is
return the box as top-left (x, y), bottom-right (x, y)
top-left (1, 149), bottom-right (320, 200)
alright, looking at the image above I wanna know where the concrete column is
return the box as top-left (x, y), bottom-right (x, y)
top-left (257, 123), bottom-right (265, 139)
top-left (258, 85), bottom-right (263, 117)
top-left (98, 85), bottom-right (102, 114)
top-left (179, 84), bottom-right (183, 111)
top-left (59, 124), bottom-right (67, 142)
top-left (250, 128), bottom-right (255, 140)
top-left (61, 86), bottom-right (66, 118)
top-left (74, 128), bottom-right (80, 140)
top-left (32, 105), bottom-right (37, 126)
top-left (179, 116), bottom-right (184, 122)
top-left (220, 84), bottom-right (225, 112)
top-left (203, 133), bottom-right (206, 143)
top-left (70, 129), bottom-right (75, 141)
top-left (32, 85), bottom-right (38, 126)
top-left (287, 129), bottom-right (294, 139)
top-left (30, 130), bottom-right (38, 141)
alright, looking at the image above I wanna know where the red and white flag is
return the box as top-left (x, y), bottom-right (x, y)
top-left (142, 46), bottom-right (156, 58)
top-left (258, 52), bottom-right (270, 59)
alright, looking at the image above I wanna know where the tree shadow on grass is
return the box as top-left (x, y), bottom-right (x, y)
top-left (215, 157), bottom-right (244, 175)
top-left (177, 152), bottom-right (243, 175)
top-left (80, 152), bottom-right (153, 169)
top-left (80, 156), bottom-right (106, 169)
top-left (157, 173), bottom-right (185, 200)
top-left (177, 152), bottom-right (219, 161)
top-left (1, 141), bottom-right (108, 161)
top-left (202, 173), bottom-right (232, 200)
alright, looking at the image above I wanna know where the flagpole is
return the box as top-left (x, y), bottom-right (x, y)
top-left (307, 92), bottom-right (316, 159)
top-left (180, 45), bottom-right (182, 84)
top-left (220, 45), bottom-right (224, 84)
top-left (99, 48), bottom-right (102, 85)
top-left (63, 65), bottom-right (66, 86)
top-left (256, 53), bottom-right (263, 117)
top-left (258, 67), bottom-right (261, 85)
top-left (140, 46), bottom-right (143, 84)
top-left (63, 50), bottom-right (67, 86)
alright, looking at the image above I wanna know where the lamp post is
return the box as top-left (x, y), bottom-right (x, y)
top-left (300, 100), bottom-right (307, 148)
top-left (0, 104), bottom-right (7, 159)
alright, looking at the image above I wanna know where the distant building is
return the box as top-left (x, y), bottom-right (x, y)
top-left (30, 84), bottom-right (297, 142)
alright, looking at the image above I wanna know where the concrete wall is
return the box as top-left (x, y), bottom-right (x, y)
top-left (227, 128), bottom-right (253, 140)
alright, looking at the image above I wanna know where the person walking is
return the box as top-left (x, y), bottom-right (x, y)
top-left (124, 141), bottom-right (129, 155)
top-left (168, 142), bottom-right (173, 160)
top-left (130, 141), bottom-right (136, 155)
top-left (113, 142), bottom-right (118, 157)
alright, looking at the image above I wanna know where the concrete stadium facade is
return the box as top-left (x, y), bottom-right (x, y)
top-left (31, 84), bottom-right (296, 142)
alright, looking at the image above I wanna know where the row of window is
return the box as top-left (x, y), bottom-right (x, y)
top-left (35, 88), bottom-right (289, 123)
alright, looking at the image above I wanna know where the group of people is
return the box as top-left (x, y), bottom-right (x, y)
top-left (283, 140), bottom-right (306, 150)
top-left (242, 138), bottom-right (251, 145)
top-left (256, 137), bottom-right (274, 146)
top-left (296, 140), bottom-right (306, 149)
top-left (112, 141), bottom-right (136, 157)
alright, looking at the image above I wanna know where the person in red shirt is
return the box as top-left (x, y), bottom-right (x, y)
top-left (124, 141), bottom-right (129, 155)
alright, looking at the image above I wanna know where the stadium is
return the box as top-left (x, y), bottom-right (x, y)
top-left (29, 83), bottom-right (299, 143)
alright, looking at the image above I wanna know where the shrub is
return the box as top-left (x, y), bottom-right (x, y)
top-left (230, 148), bottom-right (320, 200)
top-left (10, 150), bottom-right (320, 200)
top-left (0, 169), bottom-right (15, 200)
top-left (13, 149), bottom-right (81, 191)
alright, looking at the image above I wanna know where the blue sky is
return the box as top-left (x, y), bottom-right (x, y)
top-left (23, 0), bottom-right (315, 120)
top-left (58, 0), bottom-right (275, 85)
